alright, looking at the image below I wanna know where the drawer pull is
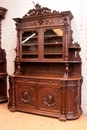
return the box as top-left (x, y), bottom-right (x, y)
top-left (24, 79), bottom-right (27, 82)
top-left (49, 81), bottom-right (52, 84)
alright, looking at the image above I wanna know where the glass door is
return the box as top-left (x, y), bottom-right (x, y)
top-left (44, 28), bottom-right (63, 60)
top-left (22, 30), bottom-right (38, 59)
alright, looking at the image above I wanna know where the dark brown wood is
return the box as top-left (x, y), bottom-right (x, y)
top-left (0, 7), bottom-right (7, 102)
top-left (8, 3), bottom-right (83, 121)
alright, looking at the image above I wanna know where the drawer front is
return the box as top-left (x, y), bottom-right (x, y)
top-left (15, 77), bottom-right (37, 83)
top-left (38, 79), bottom-right (61, 85)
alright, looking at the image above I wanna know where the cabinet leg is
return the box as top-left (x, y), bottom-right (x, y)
top-left (8, 102), bottom-right (16, 112)
top-left (59, 114), bottom-right (66, 121)
top-left (8, 104), bottom-right (16, 112)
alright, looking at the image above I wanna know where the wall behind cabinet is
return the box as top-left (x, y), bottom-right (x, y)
top-left (0, 0), bottom-right (87, 113)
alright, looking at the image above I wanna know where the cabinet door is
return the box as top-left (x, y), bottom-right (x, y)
top-left (21, 30), bottom-right (38, 59)
top-left (15, 83), bottom-right (37, 109)
top-left (38, 84), bottom-right (62, 114)
top-left (44, 28), bottom-right (63, 60)
top-left (66, 80), bottom-right (82, 119)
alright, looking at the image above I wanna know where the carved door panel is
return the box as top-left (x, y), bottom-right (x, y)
top-left (66, 84), bottom-right (81, 118)
top-left (15, 83), bottom-right (37, 109)
top-left (38, 84), bottom-right (62, 113)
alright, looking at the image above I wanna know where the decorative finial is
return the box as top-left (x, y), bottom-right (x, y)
top-left (32, 2), bottom-right (41, 9)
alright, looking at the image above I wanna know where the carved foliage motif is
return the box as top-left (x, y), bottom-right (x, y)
top-left (20, 18), bottom-right (64, 28)
top-left (70, 87), bottom-right (79, 110)
top-left (42, 89), bottom-right (59, 108)
top-left (23, 3), bottom-right (58, 18)
top-left (20, 87), bottom-right (34, 104)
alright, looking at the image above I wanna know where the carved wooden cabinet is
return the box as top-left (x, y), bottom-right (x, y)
top-left (8, 4), bottom-right (83, 121)
top-left (0, 7), bottom-right (8, 102)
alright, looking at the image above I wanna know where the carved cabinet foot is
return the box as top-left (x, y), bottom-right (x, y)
top-left (59, 114), bottom-right (66, 121)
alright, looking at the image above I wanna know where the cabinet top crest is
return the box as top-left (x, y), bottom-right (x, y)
top-left (13, 3), bottom-right (73, 24)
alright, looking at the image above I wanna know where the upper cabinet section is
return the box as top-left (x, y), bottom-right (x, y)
top-left (21, 28), bottom-right (63, 60)
top-left (13, 3), bottom-right (78, 62)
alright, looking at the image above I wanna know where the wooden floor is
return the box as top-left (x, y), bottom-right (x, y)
top-left (0, 103), bottom-right (87, 130)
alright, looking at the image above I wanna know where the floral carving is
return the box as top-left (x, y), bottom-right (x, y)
top-left (43, 93), bottom-right (56, 107)
top-left (20, 89), bottom-right (33, 104)
top-left (42, 89), bottom-right (58, 107)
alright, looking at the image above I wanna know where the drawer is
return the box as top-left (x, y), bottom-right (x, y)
top-left (67, 80), bottom-right (80, 87)
top-left (15, 77), bottom-right (37, 83)
top-left (38, 79), bottom-right (61, 85)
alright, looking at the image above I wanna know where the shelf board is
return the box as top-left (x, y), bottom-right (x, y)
top-left (69, 46), bottom-right (81, 49)
top-left (22, 43), bottom-right (38, 46)
top-left (44, 35), bottom-right (62, 38)
top-left (44, 53), bottom-right (62, 55)
top-left (22, 53), bottom-right (38, 55)
top-left (44, 42), bottom-right (62, 45)
top-left (22, 42), bottom-right (62, 46)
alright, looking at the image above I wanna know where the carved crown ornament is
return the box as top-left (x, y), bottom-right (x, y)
top-left (23, 2), bottom-right (58, 17)
top-left (13, 3), bottom-right (73, 29)
top-left (22, 2), bottom-right (73, 20)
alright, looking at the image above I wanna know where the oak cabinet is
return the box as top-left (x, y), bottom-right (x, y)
top-left (8, 3), bottom-right (83, 121)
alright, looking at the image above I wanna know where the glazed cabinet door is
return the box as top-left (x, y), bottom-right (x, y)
top-left (38, 84), bottom-right (62, 117)
top-left (21, 30), bottom-right (38, 60)
top-left (15, 83), bottom-right (37, 109)
top-left (44, 28), bottom-right (63, 60)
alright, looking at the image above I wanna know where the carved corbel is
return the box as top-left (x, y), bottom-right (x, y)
top-left (63, 63), bottom-right (70, 78)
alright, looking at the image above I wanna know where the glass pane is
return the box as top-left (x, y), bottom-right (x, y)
top-left (22, 30), bottom-right (38, 59)
top-left (44, 29), bottom-right (63, 59)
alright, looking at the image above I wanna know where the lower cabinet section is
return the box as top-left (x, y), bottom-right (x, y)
top-left (0, 74), bottom-right (8, 102)
top-left (8, 75), bottom-right (82, 121)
